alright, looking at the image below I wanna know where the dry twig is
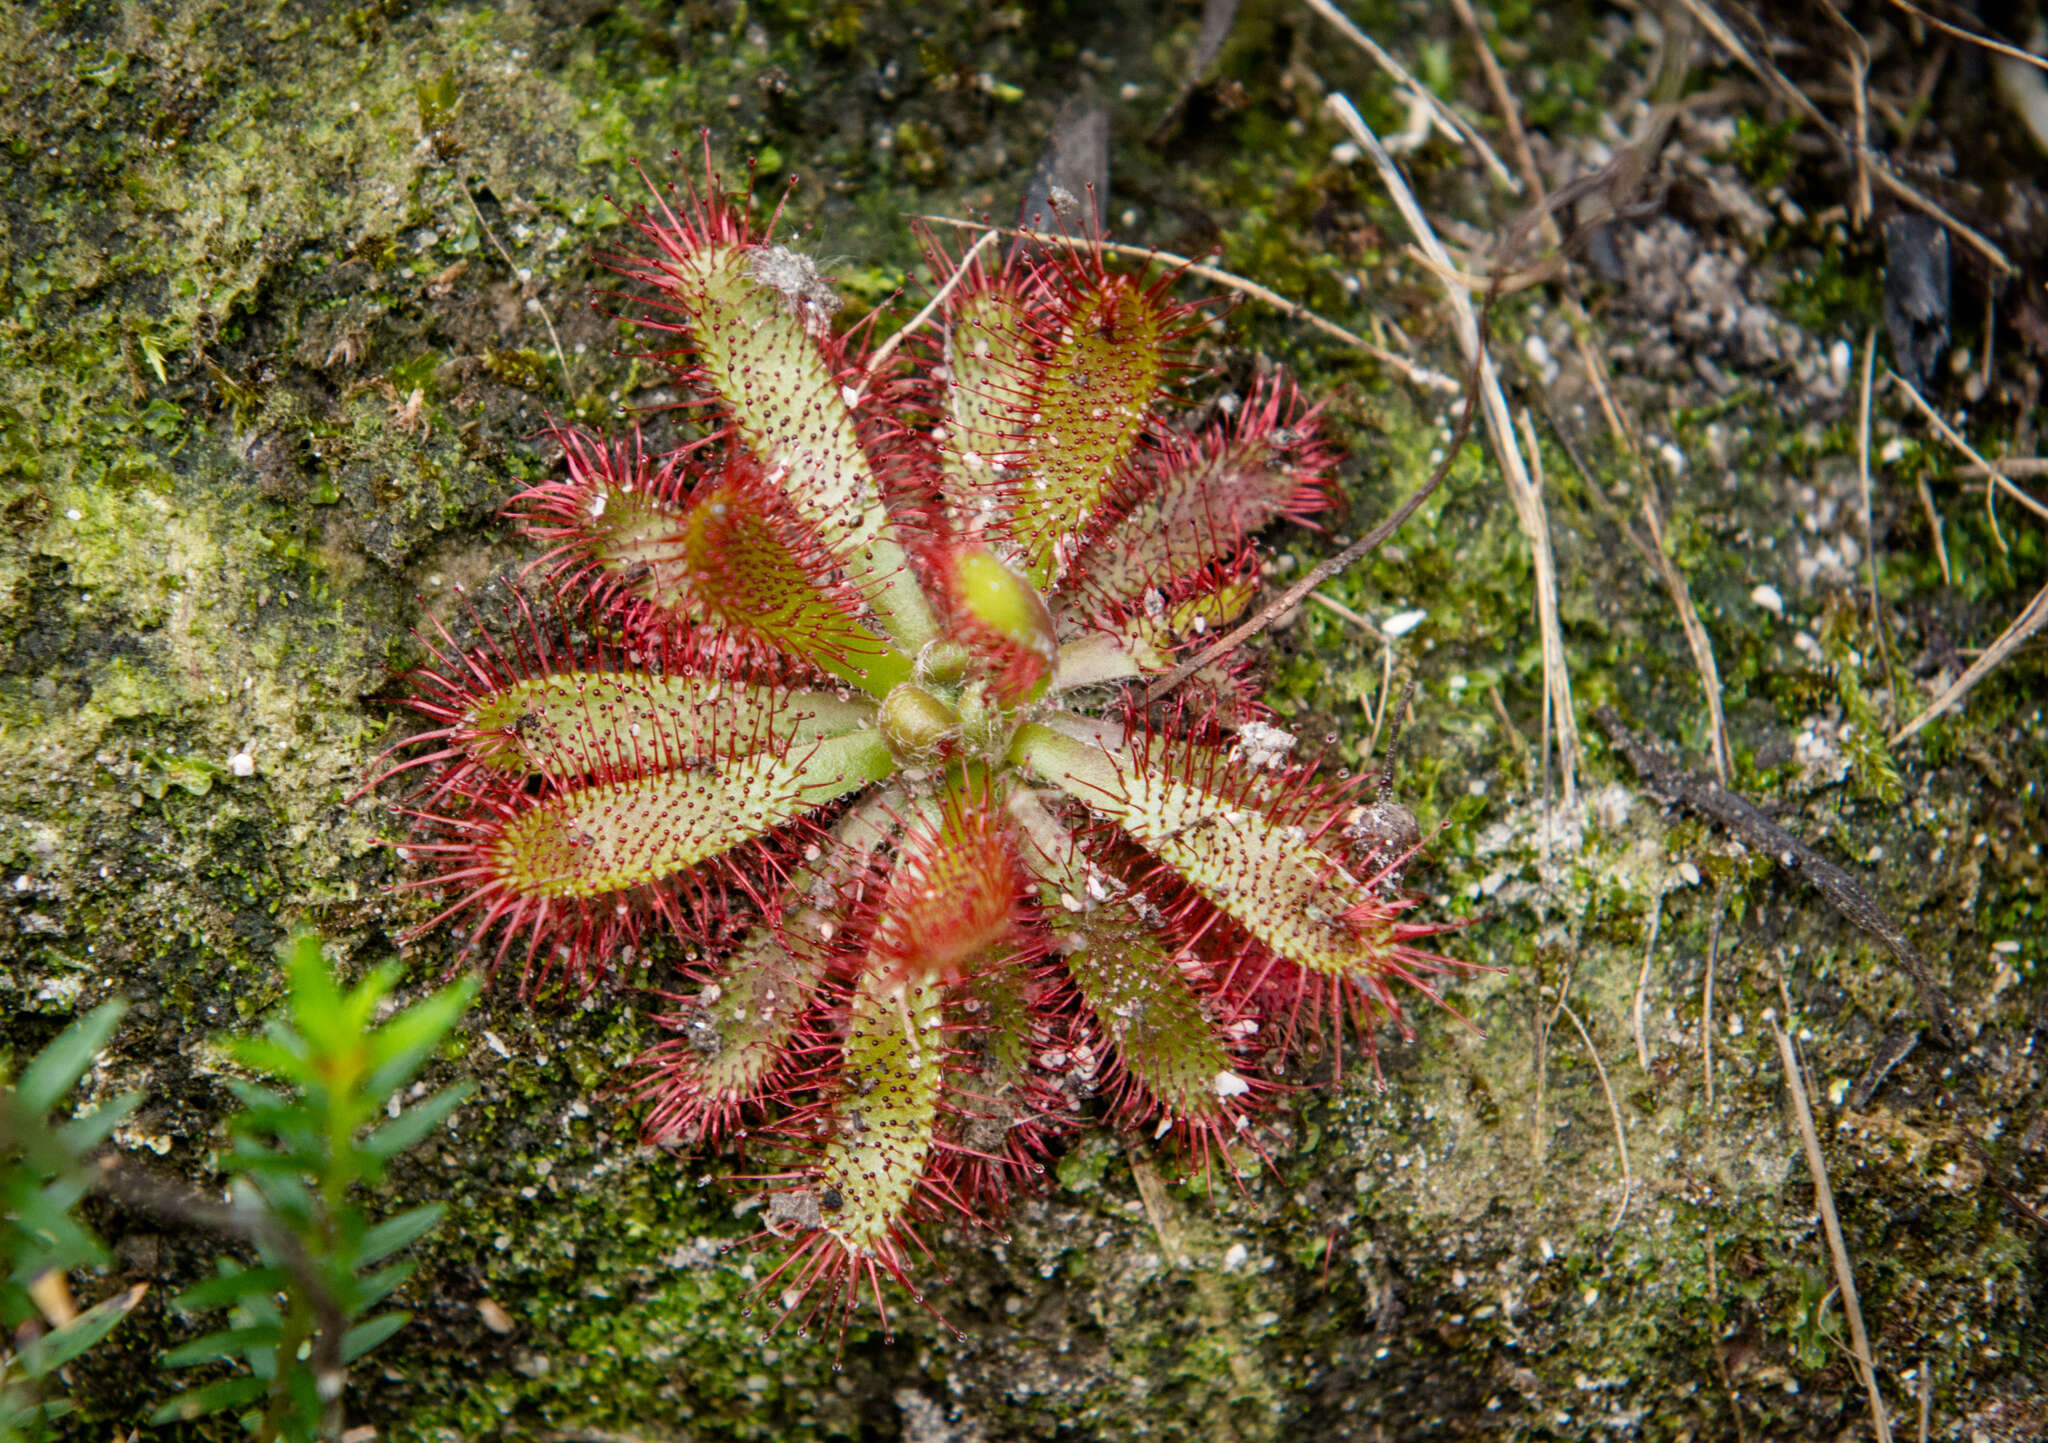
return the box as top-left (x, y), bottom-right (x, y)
top-left (1448, 0), bottom-right (1553, 228)
top-left (1888, 367), bottom-right (2048, 545)
top-left (1635, 481), bottom-right (1735, 787)
top-left (1885, 0), bottom-right (2048, 73)
top-left (1539, 398), bottom-right (1731, 789)
top-left (1956, 457), bottom-right (2048, 478)
top-left (1701, 881), bottom-right (1727, 1128)
top-left (1306, 588), bottom-right (1387, 641)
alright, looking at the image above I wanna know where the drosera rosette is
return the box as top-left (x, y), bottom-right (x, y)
top-left (364, 141), bottom-right (1476, 1342)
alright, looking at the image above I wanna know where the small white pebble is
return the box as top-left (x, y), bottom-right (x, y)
top-left (1212, 1070), bottom-right (1251, 1099)
top-left (1677, 861), bottom-right (1701, 886)
top-left (1750, 583), bottom-right (1784, 615)
top-left (228, 751), bottom-right (256, 778)
top-left (1383, 608), bottom-right (1428, 638)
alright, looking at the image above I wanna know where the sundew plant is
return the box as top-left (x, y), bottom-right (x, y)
top-left (370, 152), bottom-right (1469, 1338)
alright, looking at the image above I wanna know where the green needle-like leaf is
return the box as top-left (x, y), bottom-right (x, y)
top-left (13, 1000), bottom-right (127, 1115)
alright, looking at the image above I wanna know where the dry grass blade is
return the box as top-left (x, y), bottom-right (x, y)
top-left (1448, 0), bottom-right (1553, 226)
top-left (1915, 468), bottom-right (1955, 586)
top-left (463, 177), bottom-right (575, 394)
top-left (856, 226), bottom-right (1000, 398)
top-left (1403, 243), bottom-right (1562, 295)
top-left (1537, 389), bottom-right (1735, 784)
top-left (1558, 1000), bottom-right (1633, 1235)
top-left (1301, 0), bottom-right (1519, 192)
top-left (1771, 1018), bottom-right (1895, 1443)
top-left (1702, 882), bottom-right (1725, 1127)
top-left (1956, 457), bottom-right (2048, 478)
top-left (913, 214), bottom-right (1459, 392)
top-left (1634, 479), bottom-right (1734, 787)
top-left (1888, 367), bottom-right (2048, 536)
top-left (1892, 576), bottom-right (2048, 743)
top-left (1886, 0), bottom-right (2048, 72)
top-left (1854, 326), bottom-right (1898, 705)
top-left (1306, 588), bottom-right (1388, 641)
top-left (1631, 889), bottom-right (1664, 1072)
top-left (1672, 0), bottom-right (2012, 274)
top-left (1326, 93), bottom-right (1579, 800)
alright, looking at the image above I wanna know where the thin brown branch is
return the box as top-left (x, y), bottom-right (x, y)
top-left (1142, 417), bottom-right (1471, 706)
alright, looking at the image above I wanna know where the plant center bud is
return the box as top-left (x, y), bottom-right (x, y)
top-left (878, 683), bottom-right (961, 764)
